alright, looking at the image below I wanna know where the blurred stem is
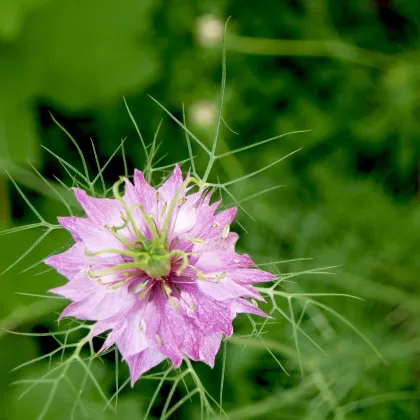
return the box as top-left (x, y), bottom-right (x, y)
top-left (0, 176), bottom-right (10, 225)
top-left (0, 299), bottom-right (63, 340)
top-left (214, 136), bottom-right (243, 181)
top-left (212, 380), bottom-right (313, 420)
top-left (0, 158), bottom-right (77, 208)
top-left (228, 35), bottom-right (395, 69)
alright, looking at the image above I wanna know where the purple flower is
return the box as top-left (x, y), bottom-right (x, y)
top-left (45, 165), bottom-right (275, 385)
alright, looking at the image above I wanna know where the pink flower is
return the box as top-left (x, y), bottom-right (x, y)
top-left (45, 165), bottom-right (275, 385)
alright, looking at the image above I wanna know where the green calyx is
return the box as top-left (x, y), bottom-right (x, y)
top-left (142, 247), bottom-right (172, 279)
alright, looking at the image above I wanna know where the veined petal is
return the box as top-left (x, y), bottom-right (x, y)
top-left (195, 250), bottom-right (254, 273)
top-left (44, 242), bottom-right (103, 280)
top-left (198, 332), bottom-right (223, 367)
top-left (133, 170), bottom-right (157, 213)
top-left (180, 285), bottom-right (234, 336)
top-left (181, 327), bottom-right (222, 368)
top-left (115, 305), bottom-right (150, 358)
top-left (148, 289), bottom-right (184, 367)
top-left (89, 318), bottom-right (122, 353)
top-left (187, 201), bottom-right (220, 238)
top-left (126, 347), bottom-right (166, 387)
top-left (168, 200), bottom-right (197, 240)
top-left (193, 232), bottom-right (239, 253)
top-left (197, 276), bottom-right (263, 301)
top-left (157, 164), bottom-right (184, 203)
top-left (54, 271), bottom-right (135, 321)
top-left (203, 207), bottom-right (237, 240)
top-left (58, 216), bottom-right (123, 252)
top-left (122, 178), bottom-right (154, 239)
top-left (230, 297), bottom-right (268, 318)
top-left (227, 268), bottom-right (276, 284)
top-left (74, 188), bottom-right (123, 227)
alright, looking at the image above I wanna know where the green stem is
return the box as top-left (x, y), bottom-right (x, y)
top-left (84, 247), bottom-right (143, 259)
top-left (228, 35), bottom-right (395, 69)
top-left (112, 178), bottom-right (146, 246)
top-left (86, 261), bottom-right (148, 278)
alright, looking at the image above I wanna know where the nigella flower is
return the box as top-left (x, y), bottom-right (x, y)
top-left (45, 165), bottom-right (275, 385)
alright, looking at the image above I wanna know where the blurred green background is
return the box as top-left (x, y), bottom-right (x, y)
top-left (1, 0), bottom-right (420, 419)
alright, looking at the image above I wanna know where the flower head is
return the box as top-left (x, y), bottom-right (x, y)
top-left (45, 165), bottom-right (275, 385)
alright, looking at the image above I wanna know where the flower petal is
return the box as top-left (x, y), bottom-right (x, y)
top-left (168, 200), bottom-right (197, 240)
top-left (58, 216), bottom-right (123, 252)
top-left (193, 232), bottom-right (239, 253)
top-left (44, 242), bottom-right (99, 279)
top-left (74, 188), bottom-right (123, 227)
top-left (227, 268), bottom-right (276, 284)
top-left (230, 298), bottom-right (268, 318)
top-left (198, 332), bottom-right (223, 367)
top-left (197, 276), bottom-right (262, 301)
top-left (181, 327), bottom-right (222, 368)
top-left (133, 170), bottom-right (157, 213)
top-left (180, 285), bottom-right (234, 336)
top-left (54, 272), bottom-right (135, 321)
top-left (157, 164), bottom-right (184, 203)
top-left (115, 306), bottom-right (150, 358)
top-left (195, 250), bottom-right (254, 272)
top-left (126, 347), bottom-right (166, 386)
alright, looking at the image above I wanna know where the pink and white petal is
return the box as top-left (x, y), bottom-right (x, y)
top-left (57, 216), bottom-right (86, 242)
top-left (120, 178), bottom-right (154, 240)
top-left (168, 201), bottom-right (197, 240)
top-left (115, 311), bottom-right (150, 359)
top-left (179, 324), bottom-right (201, 361)
top-left (139, 292), bottom-right (162, 341)
top-left (133, 169), bottom-right (158, 213)
top-left (230, 298), bottom-right (268, 318)
top-left (126, 347), bottom-right (167, 386)
top-left (49, 267), bottom-right (130, 302)
top-left (199, 189), bottom-right (214, 206)
top-left (50, 273), bottom-right (97, 302)
top-left (195, 250), bottom-right (254, 273)
top-left (44, 242), bottom-right (103, 280)
top-left (55, 273), bottom-right (136, 321)
top-left (193, 232), bottom-right (239, 253)
top-left (227, 268), bottom-right (276, 285)
top-left (135, 292), bottom-right (182, 366)
top-left (59, 291), bottom-right (132, 321)
top-left (207, 207), bottom-right (237, 239)
top-left (198, 332), bottom-right (223, 367)
top-left (122, 178), bottom-right (139, 206)
top-left (152, 291), bottom-right (184, 366)
top-left (89, 318), bottom-right (124, 353)
top-left (58, 216), bottom-right (123, 252)
top-left (181, 327), bottom-right (222, 368)
top-left (184, 191), bottom-right (203, 207)
top-left (196, 277), bottom-right (263, 302)
top-left (180, 285), bottom-right (234, 336)
top-left (158, 322), bottom-right (184, 367)
top-left (187, 201), bottom-right (220, 238)
top-left (157, 165), bottom-right (184, 203)
top-left (74, 189), bottom-right (123, 227)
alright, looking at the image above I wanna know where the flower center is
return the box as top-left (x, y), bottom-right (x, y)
top-left (84, 177), bottom-right (202, 286)
top-left (138, 243), bottom-right (172, 279)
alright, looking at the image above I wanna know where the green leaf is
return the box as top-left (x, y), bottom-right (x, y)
top-left (0, 0), bottom-right (49, 40)
top-left (19, 0), bottom-right (159, 109)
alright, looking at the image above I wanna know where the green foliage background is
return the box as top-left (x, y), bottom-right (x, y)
top-left (1, 0), bottom-right (420, 419)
